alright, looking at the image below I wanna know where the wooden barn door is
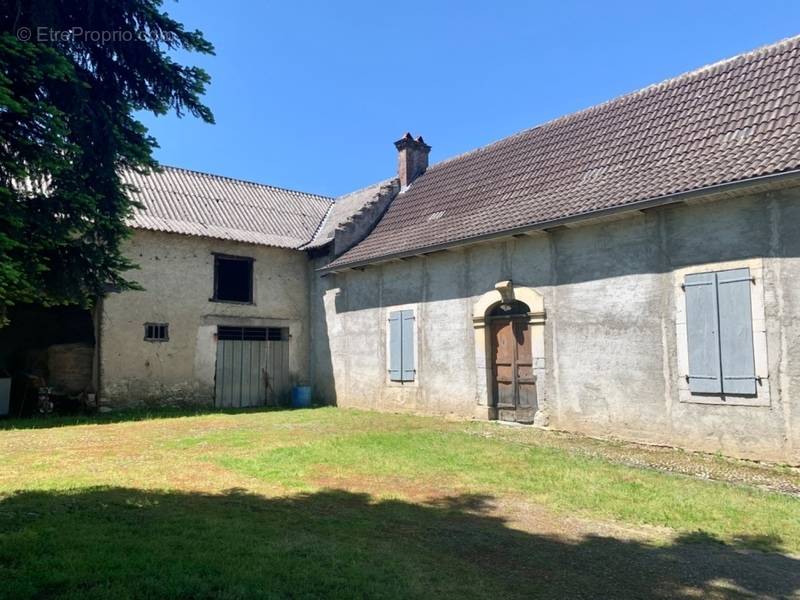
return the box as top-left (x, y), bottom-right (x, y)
top-left (214, 326), bottom-right (290, 408)
top-left (490, 305), bottom-right (537, 423)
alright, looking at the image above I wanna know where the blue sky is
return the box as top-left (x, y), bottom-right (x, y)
top-left (141, 1), bottom-right (800, 197)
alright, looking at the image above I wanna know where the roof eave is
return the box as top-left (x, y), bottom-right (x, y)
top-left (319, 169), bottom-right (800, 274)
top-left (128, 223), bottom-right (310, 251)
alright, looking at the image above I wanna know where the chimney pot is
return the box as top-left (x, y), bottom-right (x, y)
top-left (394, 132), bottom-right (431, 188)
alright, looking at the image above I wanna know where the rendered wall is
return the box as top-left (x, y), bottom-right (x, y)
top-left (311, 188), bottom-right (800, 463)
top-left (100, 230), bottom-right (310, 407)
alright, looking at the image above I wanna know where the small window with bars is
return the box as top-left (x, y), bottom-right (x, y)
top-left (217, 326), bottom-right (288, 341)
top-left (144, 323), bottom-right (169, 342)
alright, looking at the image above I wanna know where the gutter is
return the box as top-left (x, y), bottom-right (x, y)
top-left (319, 169), bottom-right (800, 274)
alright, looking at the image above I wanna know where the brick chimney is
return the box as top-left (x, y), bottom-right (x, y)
top-left (395, 132), bottom-right (431, 188)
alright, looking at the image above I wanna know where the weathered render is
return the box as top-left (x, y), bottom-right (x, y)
top-left (99, 230), bottom-right (312, 407)
top-left (310, 187), bottom-right (800, 463)
top-left (94, 166), bottom-right (336, 407)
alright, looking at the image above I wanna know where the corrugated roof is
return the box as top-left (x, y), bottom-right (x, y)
top-left (304, 178), bottom-right (398, 249)
top-left (125, 166), bottom-right (333, 249)
top-left (328, 35), bottom-right (800, 269)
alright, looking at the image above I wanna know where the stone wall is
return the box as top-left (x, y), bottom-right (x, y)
top-left (99, 230), bottom-right (310, 407)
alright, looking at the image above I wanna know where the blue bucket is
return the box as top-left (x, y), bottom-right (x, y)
top-left (290, 385), bottom-right (312, 408)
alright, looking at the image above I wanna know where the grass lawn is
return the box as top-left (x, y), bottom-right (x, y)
top-left (0, 407), bottom-right (798, 599)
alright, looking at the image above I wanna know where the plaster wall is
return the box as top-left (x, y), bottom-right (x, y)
top-left (311, 188), bottom-right (800, 463)
top-left (100, 230), bottom-right (310, 407)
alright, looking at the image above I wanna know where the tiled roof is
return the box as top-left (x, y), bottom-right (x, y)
top-left (328, 36), bottom-right (800, 269)
top-left (125, 167), bottom-right (333, 249)
top-left (304, 178), bottom-right (397, 249)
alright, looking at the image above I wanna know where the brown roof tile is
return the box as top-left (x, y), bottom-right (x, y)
top-left (328, 36), bottom-right (800, 269)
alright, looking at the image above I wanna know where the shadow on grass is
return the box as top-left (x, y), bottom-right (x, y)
top-left (0, 487), bottom-right (797, 599)
top-left (0, 404), bottom-right (326, 431)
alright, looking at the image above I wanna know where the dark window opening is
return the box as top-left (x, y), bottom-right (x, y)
top-left (213, 255), bottom-right (253, 303)
top-left (144, 323), bottom-right (169, 342)
top-left (217, 326), bottom-right (288, 341)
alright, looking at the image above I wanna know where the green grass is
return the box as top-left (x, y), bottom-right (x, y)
top-left (0, 407), bottom-right (798, 599)
top-left (218, 428), bottom-right (799, 552)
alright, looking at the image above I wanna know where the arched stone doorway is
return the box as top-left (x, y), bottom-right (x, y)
top-left (472, 281), bottom-right (547, 425)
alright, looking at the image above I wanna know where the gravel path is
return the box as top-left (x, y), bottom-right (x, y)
top-left (475, 422), bottom-right (800, 497)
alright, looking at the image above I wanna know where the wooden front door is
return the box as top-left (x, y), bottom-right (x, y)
top-left (491, 316), bottom-right (537, 422)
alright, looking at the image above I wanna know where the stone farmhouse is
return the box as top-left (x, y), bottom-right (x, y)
top-left (11, 36), bottom-right (800, 463)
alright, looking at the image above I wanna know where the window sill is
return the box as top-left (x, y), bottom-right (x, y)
top-left (678, 379), bottom-right (771, 407)
top-left (679, 395), bottom-right (769, 407)
top-left (386, 378), bottom-right (418, 388)
top-left (209, 298), bottom-right (255, 306)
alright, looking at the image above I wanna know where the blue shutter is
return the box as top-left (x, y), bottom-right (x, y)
top-left (716, 268), bottom-right (756, 395)
top-left (401, 310), bottom-right (416, 381)
top-left (685, 272), bottom-right (723, 394)
top-left (388, 311), bottom-right (402, 381)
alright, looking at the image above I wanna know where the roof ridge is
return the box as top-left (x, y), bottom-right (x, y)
top-left (426, 34), bottom-right (800, 173)
top-left (336, 177), bottom-right (398, 200)
top-left (156, 164), bottom-right (334, 203)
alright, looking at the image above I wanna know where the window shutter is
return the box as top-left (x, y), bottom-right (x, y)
top-left (388, 311), bottom-right (402, 381)
top-left (401, 310), bottom-right (416, 381)
top-left (716, 268), bottom-right (756, 395)
top-left (684, 272), bottom-right (723, 393)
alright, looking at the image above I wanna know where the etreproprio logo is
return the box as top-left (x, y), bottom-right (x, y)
top-left (16, 27), bottom-right (175, 43)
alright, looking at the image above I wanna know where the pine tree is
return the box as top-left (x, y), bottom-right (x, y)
top-left (0, 0), bottom-right (214, 323)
